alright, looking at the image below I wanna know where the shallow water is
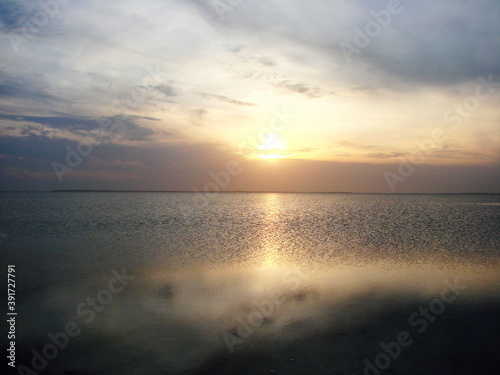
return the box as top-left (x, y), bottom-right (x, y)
top-left (1, 192), bottom-right (499, 374)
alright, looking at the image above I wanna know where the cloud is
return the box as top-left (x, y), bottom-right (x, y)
top-left (0, 114), bottom-right (158, 141)
top-left (0, 113), bottom-right (98, 132)
top-left (367, 152), bottom-right (407, 159)
top-left (352, 0), bottom-right (500, 85)
top-left (273, 80), bottom-right (327, 98)
top-left (0, 0), bottom-right (497, 192)
top-left (197, 92), bottom-right (256, 106)
top-left (0, 70), bottom-right (60, 103)
top-left (0, 133), bottom-right (243, 190)
top-left (0, 1), bottom-right (26, 32)
top-left (190, 108), bottom-right (208, 126)
top-left (1, 133), bottom-right (498, 193)
top-left (338, 141), bottom-right (375, 150)
top-left (258, 57), bottom-right (275, 66)
top-left (194, 0), bottom-right (500, 87)
top-left (0, 0), bottom-right (68, 39)
top-left (433, 149), bottom-right (488, 160)
top-left (151, 84), bottom-right (178, 99)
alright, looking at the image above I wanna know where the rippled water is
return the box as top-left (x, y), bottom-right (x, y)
top-left (1, 192), bottom-right (499, 374)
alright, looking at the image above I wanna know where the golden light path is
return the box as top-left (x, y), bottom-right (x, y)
top-left (261, 193), bottom-right (281, 269)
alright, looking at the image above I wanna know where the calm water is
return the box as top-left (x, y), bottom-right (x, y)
top-left (1, 193), bottom-right (499, 374)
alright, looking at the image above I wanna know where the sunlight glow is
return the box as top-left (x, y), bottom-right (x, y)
top-left (257, 135), bottom-right (288, 160)
top-left (258, 153), bottom-right (288, 160)
top-left (260, 194), bottom-right (281, 269)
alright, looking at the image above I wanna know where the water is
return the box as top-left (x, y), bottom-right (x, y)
top-left (1, 192), bottom-right (499, 374)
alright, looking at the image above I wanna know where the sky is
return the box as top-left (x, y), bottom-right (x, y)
top-left (0, 0), bottom-right (499, 193)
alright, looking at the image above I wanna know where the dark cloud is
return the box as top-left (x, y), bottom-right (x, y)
top-left (359, 0), bottom-right (500, 85)
top-left (151, 84), bottom-right (178, 98)
top-left (258, 57), bottom-right (275, 66)
top-left (367, 152), bottom-right (407, 159)
top-left (433, 149), bottom-right (488, 160)
top-left (0, 113), bottom-right (98, 131)
top-left (0, 0), bottom-right (68, 40)
top-left (356, 0), bottom-right (500, 86)
top-left (196, 0), bottom-right (500, 87)
top-left (190, 108), bottom-right (207, 126)
top-left (0, 71), bottom-right (59, 102)
top-left (106, 115), bottom-right (158, 141)
top-left (0, 114), bottom-right (158, 141)
top-left (197, 92), bottom-right (256, 106)
top-left (1, 133), bottom-right (498, 193)
top-left (226, 44), bottom-right (244, 53)
top-left (0, 133), bottom-right (72, 162)
top-left (0, 134), bottom-right (242, 190)
top-left (0, 0), bottom-right (497, 192)
top-left (18, 124), bottom-right (55, 137)
top-left (0, 1), bottom-right (28, 32)
top-left (273, 81), bottom-right (326, 98)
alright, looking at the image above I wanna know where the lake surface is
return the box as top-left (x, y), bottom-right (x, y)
top-left (1, 192), bottom-right (499, 374)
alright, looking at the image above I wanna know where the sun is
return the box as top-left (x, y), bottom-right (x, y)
top-left (257, 135), bottom-right (289, 160)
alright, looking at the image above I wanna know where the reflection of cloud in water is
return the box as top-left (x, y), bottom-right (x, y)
top-left (20, 262), bottom-right (499, 374)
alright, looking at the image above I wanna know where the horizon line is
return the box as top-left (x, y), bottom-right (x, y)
top-left (0, 190), bottom-right (498, 195)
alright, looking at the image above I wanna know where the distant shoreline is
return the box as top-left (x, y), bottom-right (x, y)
top-left (0, 190), bottom-right (498, 195)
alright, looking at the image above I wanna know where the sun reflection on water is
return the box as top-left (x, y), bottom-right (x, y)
top-left (260, 194), bottom-right (281, 269)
